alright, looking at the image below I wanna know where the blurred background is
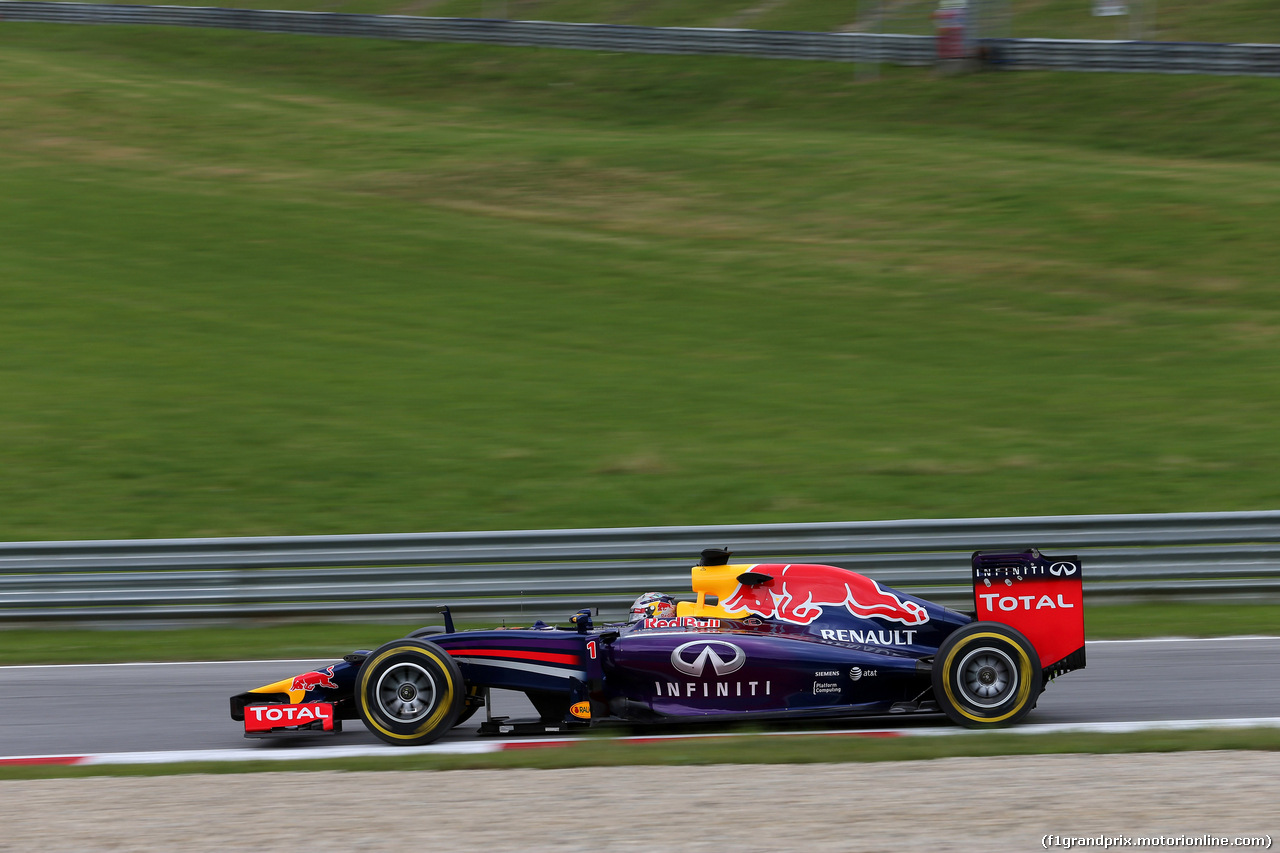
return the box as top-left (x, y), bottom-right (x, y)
top-left (24, 0), bottom-right (1271, 41)
top-left (1, 0), bottom-right (1278, 786)
top-left (4, 0), bottom-right (1279, 544)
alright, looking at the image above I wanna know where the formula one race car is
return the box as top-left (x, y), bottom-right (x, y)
top-left (230, 548), bottom-right (1085, 743)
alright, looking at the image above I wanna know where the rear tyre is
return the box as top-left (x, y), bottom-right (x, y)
top-left (356, 640), bottom-right (465, 746)
top-left (933, 622), bottom-right (1041, 729)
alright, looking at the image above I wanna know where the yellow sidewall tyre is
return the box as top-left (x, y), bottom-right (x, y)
top-left (356, 640), bottom-right (466, 746)
top-left (932, 622), bottom-right (1042, 729)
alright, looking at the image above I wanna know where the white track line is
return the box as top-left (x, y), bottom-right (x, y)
top-left (5, 717), bottom-right (1280, 768)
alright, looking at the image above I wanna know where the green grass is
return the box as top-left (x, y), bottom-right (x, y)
top-left (1, 602), bottom-right (1274, 664)
top-left (3, 26), bottom-right (1280, 542)
top-left (4, 727), bottom-right (1279, 778)
top-left (1083, 601), bottom-right (1280, 639)
top-left (23, 0), bottom-right (1280, 43)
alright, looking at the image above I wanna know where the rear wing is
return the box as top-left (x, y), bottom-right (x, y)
top-left (972, 549), bottom-right (1086, 679)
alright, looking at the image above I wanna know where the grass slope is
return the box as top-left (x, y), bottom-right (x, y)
top-left (2, 27), bottom-right (1280, 540)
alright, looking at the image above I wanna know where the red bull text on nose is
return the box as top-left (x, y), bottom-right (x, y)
top-left (721, 564), bottom-right (930, 626)
top-left (289, 665), bottom-right (338, 692)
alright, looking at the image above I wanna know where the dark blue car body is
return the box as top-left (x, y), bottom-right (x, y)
top-left (231, 548), bottom-right (1086, 741)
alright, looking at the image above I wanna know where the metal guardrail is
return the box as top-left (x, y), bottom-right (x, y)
top-left (989, 37), bottom-right (1280, 75)
top-left (4, 2), bottom-right (1280, 77)
top-left (3, 511), bottom-right (1280, 623)
top-left (0, 2), bottom-right (936, 64)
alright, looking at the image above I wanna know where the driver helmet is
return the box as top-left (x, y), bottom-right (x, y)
top-left (629, 592), bottom-right (677, 620)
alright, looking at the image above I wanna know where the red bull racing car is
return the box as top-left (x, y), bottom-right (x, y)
top-left (231, 548), bottom-right (1086, 744)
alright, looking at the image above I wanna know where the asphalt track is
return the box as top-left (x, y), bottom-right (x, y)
top-left (2, 637), bottom-right (1278, 759)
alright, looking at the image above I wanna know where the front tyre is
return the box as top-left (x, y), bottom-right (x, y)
top-left (932, 622), bottom-right (1042, 729)
top-left (356, 640), bottom-right (465, 746)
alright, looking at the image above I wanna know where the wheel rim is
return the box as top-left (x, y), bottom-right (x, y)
top-left (956, 646), bottom-right (1018, 709)
top-left (375, 662), bottom-right (438, 723)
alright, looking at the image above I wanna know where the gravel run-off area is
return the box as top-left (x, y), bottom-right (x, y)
top-left (2, 751), bottom-right (1277, 852)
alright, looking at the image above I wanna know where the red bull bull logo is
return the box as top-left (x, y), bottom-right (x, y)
top-left (721, 564), bottom-right (930, 626)
top-left (290, 665), bottom-right (338, 692)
